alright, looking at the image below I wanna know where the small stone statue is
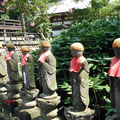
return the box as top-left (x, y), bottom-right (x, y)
top-left (36, 41), bottom-right (60, 120)
top-left (5, 43), bottom-right (22, 112)
top-left (19, 46), bottom-right (39, 116)
top-left (21, 46), bottom-right (36, 90)
top-left (0, 43), bottom-right (8, 85)
top-left (19, 46), bottom-right (39, 119)
top-left (69, 43), bottom-right (89, 112)
top-left (64, 43), bottom-right (94, 120)
top-left (38, 41), bottom-right (57, 97)
top-left (0, 43), bottom-right (8, 100)
top-left (5, 43), bottom-right (19, 84)
top-left (109, 38), bottom-right (120, 118)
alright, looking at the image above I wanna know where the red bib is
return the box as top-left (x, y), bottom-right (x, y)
top-left (21, 53), bottom-right (30, 66)
top-left (109, 57), bottom-right (120, 77)
top-left (69, 56), bottom-right (86, 72)
top-left (5, 51), bottom-right (14, 60)
top-left (38, 50), bottom-right (50, 63)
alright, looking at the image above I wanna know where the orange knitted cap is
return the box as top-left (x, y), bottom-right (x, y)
top-left (21, 46), bottom-right (30, 52)
top-left (40, 41), bottom-right (51, 47)
top-left (112, 38), bottom-right (120, 48)
top-left (0, 43), bottom-right (2, 48)
top-left (6, 43), bottom-right (15, 48)
top-left (70, 43), bottom-right (84, 51)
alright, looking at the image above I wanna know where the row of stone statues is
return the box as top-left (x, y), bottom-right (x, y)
top-left (0, 41), bottom-right (94, 119)
top-left (0, 38), bottom-right (120, 120)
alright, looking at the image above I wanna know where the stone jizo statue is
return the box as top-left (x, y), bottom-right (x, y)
top-left (19, 46), bottom-right (39, 118)
top-left (0, 43), bottom-right (8, 100)
top-left (36, 41), bottom-right (60, 120)
top-left (21, 46), bottom-right (36, 90)
top-left (109, 38), bottom-right (120, 118)
top-left (38, 41), bottom-right (57, 97)
top-left (69, 43), bottom-right (89, 112)
top-left (5, 43), bottom-right (19, 84)
top-left (0, 43), bottom-right (7, 81)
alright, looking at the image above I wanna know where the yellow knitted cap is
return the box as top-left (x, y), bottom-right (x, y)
top-left (6, 43), bottom-right (15, 48)
top-left (70, 43), bottom-right (84, 51)
top-left (112, 38), bottom-right (120, 48)
top-left (40, 41), bottom-right (51, 47)
top-left (21, 46), bottom-right (30, 52)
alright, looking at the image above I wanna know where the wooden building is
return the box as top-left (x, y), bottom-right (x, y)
top-left (48, 0), bottom-right (91, 37)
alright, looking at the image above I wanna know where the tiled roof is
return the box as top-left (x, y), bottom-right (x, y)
top-left (48, 0), bottom-right (91, 14)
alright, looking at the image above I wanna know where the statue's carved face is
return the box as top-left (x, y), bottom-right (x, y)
top-left (7, 48), bottom-right (15, 52)
top-left (71, 49), bottom-right (83, 57)
top-left (113, 48), bottom-right (120, 59)
top-left (42, 47), bottom-right (50, 52)
top-left (22, 51), bottom-right (28, 55)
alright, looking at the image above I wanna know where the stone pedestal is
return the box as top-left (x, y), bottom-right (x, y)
top-left (7, 83), bottom-right (22, 101)
top-left (18, 88), bottom-right (40, 120)
top-left (36, 92), bottom-right (61, 120)
top-left (0, 76), bottom-right (8, 100)
top-left (0, 77), bottom-right (8, 111)
top-left (64, 106), bottom-right (95, 120)
top-left (18, 106), bottom-right (40, 120)
top-left (3, 83), bottom-right (23, 114)
top-left (0, 86), bottom-right (8, 100)
top-left (6, 83), bottom-right (23, 108)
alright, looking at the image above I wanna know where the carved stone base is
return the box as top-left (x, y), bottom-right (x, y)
top-left (7, 83), bottom-right (22, 100)
top-left (36, 93), bottom-right (61, 120)
top-left (13, 98), bottom-right (23, 107)
top-left (0, 76), bottom-right (8, 86)
top-left (0, 92), bottom-right (7, 100)
top-left (0, 87), bottom-right (8, 101)
top-left (36, 96), bottom-right (61, 110)
top-left (7, 93), bottom-right (20, 100)
top-left (64, 106), bottom-right (95, 120)
top-left (21, 99), bottom-right (37, 109)
top-left (19, 88), bottom-right (39, 100)
top-left (41, 108), bottom-right (59, 119)
top-left (18, 106), bottom-right (41, 120)
top-left (0, 87), bottom-right (8, 110)
top-left (19, 88), bottom-right (39, 111)
top-left (6, 83), bottom-right (22, 93)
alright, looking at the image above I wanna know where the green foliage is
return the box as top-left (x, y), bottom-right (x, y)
top-left (99, 0), bottom-right (120, 17)
top-left (71, 0), bottom-right (120, 22)
top-left (59, 82), bottom-right (72, 104)
top-left (91, 0), bottom-right (109, 10)
top-left (1, 14), bottom-right (9, 20)
top-left (1, 0), bottom-right (52, 40)
top-left (89, 75), bottom-right (110, 92)
top-left (50, 16), bottom-right (120, 119)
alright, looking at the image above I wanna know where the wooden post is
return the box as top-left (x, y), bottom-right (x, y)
top-left (10, 33), bottom-right (12, 41)
top-left (21, 13), bottom-right (27, 40)
top-left (3, 20), bottom-right (6, 41)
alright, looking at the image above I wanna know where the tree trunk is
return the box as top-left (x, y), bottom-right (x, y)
top-left (21, 13), bottom-right (27, 40)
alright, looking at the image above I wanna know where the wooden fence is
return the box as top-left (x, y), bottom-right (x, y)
top-left (0, 19), bottom-right (40, 41)
top-left (0, 32), bottom-right (39, 41)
